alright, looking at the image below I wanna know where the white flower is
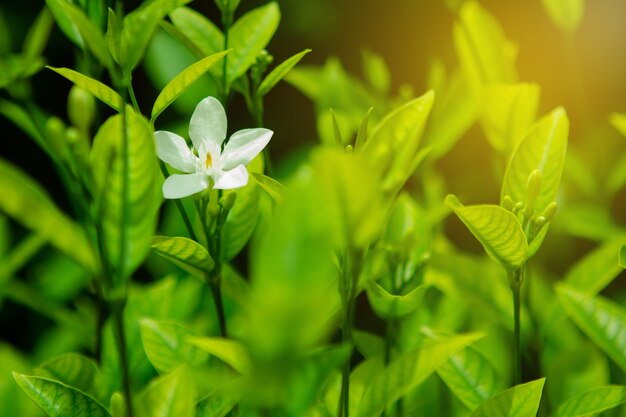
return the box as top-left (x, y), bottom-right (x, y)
top-left (155, 97), bottom-right (273, 199)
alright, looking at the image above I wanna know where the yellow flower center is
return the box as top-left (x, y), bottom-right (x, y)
top-left (205, 152), bottom-right (213, 169)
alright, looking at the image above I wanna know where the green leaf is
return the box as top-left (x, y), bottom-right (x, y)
top-left (445, 195), bottom-right (528, 270)
top-left (189, 337), bottom-right (251, 374)
top-left (119, 0), bottom-right (192, 73)
top-left (480, 83), bottom-right (540, 155)
top-left (220, 156), bottom-right (263, 262)
top-left (169, 7), bottom-right (224, 58)
top-left (151, 236), bottom-right (214, 279)
top-left (257, 49), bottom-right (311, 97)
top-left (611, 113), bottom-right (626, 138)
top-left (551, 385), bottom-right (626, 417)
top-left (151, 50), bottom-right (228, 122)
top-left (197, 390), bottom-right (239, 417)
top-left (556, 285), bottom-right (626, 373)
top-left (366, 281), bottom-right (427, 319)
top-left (47, 67), bottom-right (122, 111)
top-left (620, 245), bottom-right (626, 268)
top-left (362, 49), bottom-right (391, 95)
top-left (0, 55), bottom-right (45, 88)
top-left (356, 333), bottom-right (483, 417)
top-left (501, 107), bottom-right (569, 216)
top-left (106, 8), bottom-right (122, 64)
top-left (361, 91), bottom-right (434, 181)
top-left (136, 368), bottom-right (195, 417)
top-left (45, 0), bottom-right (83, 47)
top-left (214, 0), bottom-right (241, 16)
top-left (0, 158), bottom-right (97, 272)
top-left (565, 239), bottom-right (626, 294)
top-left (542, 0), bottom-right (585, 33)
top-left (453, 1), bottom-right (518, 92)
top-left (13, 373), bottom-right (110, 417)
top-left (352, 330), bottom-right (385, 359)
top-left (60, 1), bottom-right (112, 69)
top-left (91, 109), bottom-right (160, 296)
top-left (438, 347), bottom-right (505, 410)
top-left (469, 378), bottom-right (545, 417)
top-left (250, 172), bottom-right (285, 203)
top-left (35, 354), bottom-right (102, 402)
top-left (226, 2), bottom-right (280, 86)
top-left (23, 7), bottom-right (54, 59)
top-left (0, 98), bottom-right (45, 148)
top-left (139, 319), bottom-right (209, 374)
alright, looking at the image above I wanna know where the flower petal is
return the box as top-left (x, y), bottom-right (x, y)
top-left (154, 131), bottom-right (196, 173)
top-left (162, 173), bottom-right (209, 199)
top-left (213, 165), bottom-right (249, 190)
top-left (221, 128), bottom-right (273, 171)
top-left (189, 96), bottom-right (227, 153)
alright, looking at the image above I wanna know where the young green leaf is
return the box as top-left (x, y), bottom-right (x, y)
top-left (47, 67), bottom-right (122, 111)
top-left (226, 2), bottom-right (280, 86)
top-left (139, 319), bottom-right (209, 374)
top-left (257, 49), bottom-right (311, 97)
top-left (480, 83), bottom-right (540, 155)
top-left (214, 0), bottom-right (242, 17)
top-left (437, 347), bottom-right (506, 411)
top-left (35, 354), bottom-right (102, 402)
top-left (91, 109), bottom-right (160, 296)
top-left (557, 285), bottom-right (626, 373)
top-left (365, 281), bottom-right (428, 319)
top-left (151, 236), bottom-right (214, 279)
top-left (445, 195), bottom-right (528, 270)
top-left (13, 373), bottom-right (110, 417)
top-left (469, 378), bottom-right (545, 417)
top-left (151, 50), bottom-right (229, 122)
top-left (453, 1), bottom-right (518, 92)
top-left (356, 333), bottom-right (483, 417)
top-left (23, 7), bottom-right (54, 59)
top-left (501, 107), bottom-right (569, 216)
top-left (169, 7), bottom-right (224, 58)
top-left (362, 49), bottom-right (391, 95)
top-left (59, 1), bottom-right (112, 69)
top-left (551, 385), bottom-right (626, 417)
top-left (189, 337), bottom-right (251, 374)
top-left (0, 158), bottom-right (97, 272)
top-left (361, 90), bottom-right (434, 179)
top-left (119, 0), bottom-right (192, 73)
top-left (620, 245), bottom-right (626, 268)
top-left (250, 172), bottom-right (285, 203)
top-left (45, 0), bottom-right (84, 48)
top-left (136, 368), bottom-right (195, 417)
top-left (106, 8), bottom-right (122, 64)
top-left (542, 0), bottom-right (585, 33)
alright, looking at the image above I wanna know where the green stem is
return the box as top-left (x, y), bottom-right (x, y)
top-left (127, 83), bottom-right (140, 114)
top-left (208, 272), bottom-right (227, 337)
top-left (510, 269), bottom-right (523, 385)
top-left (158, 161), bottom-right (198, 241)
top-left (112, 301), bottom-right (133, 417)
top-left (222, 20), bottom-right (230, 101)
top-left (338, 253), bottom-right (356, 417)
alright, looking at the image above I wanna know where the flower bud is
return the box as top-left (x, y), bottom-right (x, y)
top-left (542, 202), bottom-right (558, 222)
top-left (45, 116), bottom-right (66, 157)
top-left (502, 195), bottom-right (514, 211)
top-left (526, 169), bottom-right (542, 206)
top-left (513, 202), bottom-right (524, 213)
top-left (68, 86), bottom-right (95, 132)
top-left (534, 216), bottom-right (546, 230)
top-left (345, 144), bottom-right (354, 154)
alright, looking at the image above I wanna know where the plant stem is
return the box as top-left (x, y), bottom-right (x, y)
top-left (208, 273), bottom-right (227, 337)
top-left (112, 301), bottom-right (133, 417)
top-left (127, 83), bottom-right (140, 114)
top-left (510, 268), bottom-right (523, 385)
top-left (338, 253), bottom-right (355, 417)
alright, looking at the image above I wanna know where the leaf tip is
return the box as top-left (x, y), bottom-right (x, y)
top-left (444, 194), bottom-right (462, 209)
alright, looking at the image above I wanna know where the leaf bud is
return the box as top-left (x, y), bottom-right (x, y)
top-left (502, 195), bottom-right (515, 211)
